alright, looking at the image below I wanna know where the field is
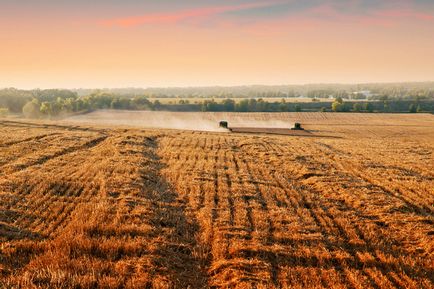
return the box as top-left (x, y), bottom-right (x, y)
top-left (0, 112), bottom-right (433, 288)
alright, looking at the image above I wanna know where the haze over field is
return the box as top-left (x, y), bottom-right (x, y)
top-left (66, 110), bottom-right (294, 131)
top-left (1, 0), bottom-right (434, 88)
top-left (65, 110), bottom-right (434, 132)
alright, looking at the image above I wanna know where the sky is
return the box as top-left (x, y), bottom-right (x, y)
top-left (1, 0), bottom-right (434, 89)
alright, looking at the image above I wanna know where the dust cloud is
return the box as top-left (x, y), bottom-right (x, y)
top-left (64, 110), bottom-right (294, 132)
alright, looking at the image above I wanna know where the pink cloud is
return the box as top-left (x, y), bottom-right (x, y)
top-left (98, 1), bottom-right (434, 32)
top-left (100, 1), bottom-right (284, 27)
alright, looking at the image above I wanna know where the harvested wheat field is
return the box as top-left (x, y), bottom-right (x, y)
top-left (0, 113), bottom-right (433, 289)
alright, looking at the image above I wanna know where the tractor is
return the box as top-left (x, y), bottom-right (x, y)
top-left (291, 123), bottom-right (304, 130)
top-left (219, 121), bottom-right (229, 129)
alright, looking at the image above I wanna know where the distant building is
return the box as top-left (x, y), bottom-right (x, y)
top-left (352, 90), bottom-right (372, 99)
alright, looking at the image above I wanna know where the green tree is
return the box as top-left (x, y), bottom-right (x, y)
top-left (62, 98), bottom-right (76, 112)
top-left (202, 99), bottom-right (219, 111)
top-left (75, 99), bottom-right (88, 111)
top-left (332, 101), bottom-right (343, 112)
top-left (40, 102), bottom-right (52, 116)
top-left (235, 99), bottom-right (249, 112)
top-left (248, 99), bottom-right (258, 111)
top-left (352, 103), bottom-right (362, 112)
top-left (365, 102), bottom-right (374, 113)
top-left (256, 98), bottom-right (267, 111)
top-left (383, 101), bottom-right (390, 112)
top-left (119, 98), bottom-right (131, 109)
top-left (33, 89), bottom-right (77, 103)
top-left (222, 99), bottom-right (235, 111)
top-left (131, 96), bottom-right (151, 110)
top-left (409, 103), bottom-right (417, 113)
top-left (110, 98), bottom-right (122, 109)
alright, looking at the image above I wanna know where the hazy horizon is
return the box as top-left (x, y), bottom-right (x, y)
top-left (3, 80), bottom-right (434, 91)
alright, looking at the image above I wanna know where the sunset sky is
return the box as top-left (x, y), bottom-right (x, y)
top-left (1, 0), bottom-right (434, 88)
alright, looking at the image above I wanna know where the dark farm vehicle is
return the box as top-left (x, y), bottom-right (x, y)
top-left (291, 123), bottom-right (304, 130)
top-left (219, 121), bottom-right (229, 129)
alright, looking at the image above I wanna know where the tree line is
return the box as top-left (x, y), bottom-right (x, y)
top-left (199, 98), bottom-right (433, 113)
top-left (72, 82), bottom-right (434, 100)
top-left (0, 89), bottom-right (156, 118)
top-left (0, 88), bottom-right (433, 118)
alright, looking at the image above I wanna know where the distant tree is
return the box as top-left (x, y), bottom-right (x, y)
top-left (248, 99), bottom-right (258, 111)
top-left (320, 107), bottom-right (327, 112)
top-left (131, 96), bottom-right (152, 110)
top-left (222, 99), bottom-right (235, 111)
top-left (110, 98), bottom-right (121, 109)
top-left (409, 103), bottom-right (417, 113)
top-left (332, 101), bottom-right (343, 112)
top-left (335, 96), bottom-right (344, 104)
top-left (119, 98), bottom-right (131, 109)
top-left (352, 93), bottom-right (366, 100)
top-left (0, 107), bottom-right (8, 117)
top-left (365, 102), bottom-right (374, 113)
top-left (417, 104), bottom-right (422, 113)
top-left (202, 99), bottom-right (220, 112)
top-left (235, 99), bottom-right (249, 112)
top-left (379, 95), bottom-right (389, 101)
top-left (352, 103), bottom-right (362, 112)
top-left (33, 89), bottom-right (77, 103)
top-left (295, 104), bottom-right (301, 112)
top-left (75, 99), bottom-right (89, 111)
top-left (40, 102), bottom-right (52, 116)
top-left (0, 88), bottom-right (32, 112)
top-left (382, 101), bottom-right (390, 112)
top-left (153, 100), bottom-right (162, 110)
top-left (277, 102), bottom-right (286, 112)
top-left (336, 90), bottom-right (349, 99)
top-left (22, 100), bottom-right (41, 118)
top-left (61, 98), bottom-right (75, 112)
top-left (256, 98), bottom-right (267, 111)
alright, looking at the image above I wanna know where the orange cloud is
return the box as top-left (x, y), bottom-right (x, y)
top-left (100, 1), bottom-right (284, 27)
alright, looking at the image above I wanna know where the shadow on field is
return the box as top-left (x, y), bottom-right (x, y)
top-left (138, 138), bottom-right (209, 288)
top-left (0, 131), bottom-right (208, 288)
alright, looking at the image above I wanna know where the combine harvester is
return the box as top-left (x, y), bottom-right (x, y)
top-left (219, 120), bottom-right (311, 136)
